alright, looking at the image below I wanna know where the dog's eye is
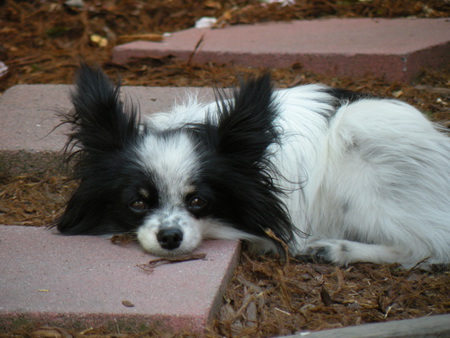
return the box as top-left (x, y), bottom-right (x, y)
top-left (129, 200), bottom-right (148, 212)
top-left (188, 196), bottom-right (207, 212)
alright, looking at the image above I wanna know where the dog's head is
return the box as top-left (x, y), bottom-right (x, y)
top-left (57, 64), bottom-right (293, 256)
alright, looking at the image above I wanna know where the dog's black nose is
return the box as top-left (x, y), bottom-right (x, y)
top-left (157, 228), bottom-right (183, 250)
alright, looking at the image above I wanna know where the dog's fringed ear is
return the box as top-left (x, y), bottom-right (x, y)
top-left (56, 64), bottom-right (141, 235)
top-left (213, 73), bottom-right (279, 165)
top-left (64, 63), bottom-right (141, 158)
top-left (206, 74), bottom-right (295, 255)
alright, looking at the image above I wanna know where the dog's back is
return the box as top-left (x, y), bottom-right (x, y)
top-left (273, 86), bottom-right (450, 267)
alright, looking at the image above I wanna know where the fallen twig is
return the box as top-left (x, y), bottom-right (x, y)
top-left (186, 34), bottom-right (205, 67)
top-left (264, 228), bottom-right (290, 266)
top-left (137, 253), bottom-right (207, 273)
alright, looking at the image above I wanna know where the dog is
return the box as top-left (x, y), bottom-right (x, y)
top-left (57, 64), bottom-right (450, 268)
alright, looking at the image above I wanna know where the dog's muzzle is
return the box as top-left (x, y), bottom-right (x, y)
top-left (137, 210), bottom-right (202, 256)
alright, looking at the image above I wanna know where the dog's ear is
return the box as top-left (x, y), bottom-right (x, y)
top-left (64, 63), bottom-right (141, 157)
top-left (212, 73), bottom-right (279, 164)
top-left (203, 74), bottom-right (295, 253)
top-left (57, 63), bottom-right (141, 235)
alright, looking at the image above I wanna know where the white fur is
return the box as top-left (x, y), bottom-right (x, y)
top-left (139, 85), bottom-right (450, 267)
top-left (135, 122), bottom-right (270, 255)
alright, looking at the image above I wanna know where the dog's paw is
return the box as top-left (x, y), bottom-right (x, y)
top-left (302, 240), bottom-right (351, 266)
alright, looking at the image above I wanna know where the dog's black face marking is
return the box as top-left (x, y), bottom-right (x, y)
top-left (185, 193), bottom-right (209, 218)
top-left (58, 156), bottom-right (161, 235)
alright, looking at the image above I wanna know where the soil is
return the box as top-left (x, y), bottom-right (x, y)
top-left (0, 0), bottom-right (449, 337)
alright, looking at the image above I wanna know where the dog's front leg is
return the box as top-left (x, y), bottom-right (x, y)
top-left (298, 239), bottom-right (416, 267)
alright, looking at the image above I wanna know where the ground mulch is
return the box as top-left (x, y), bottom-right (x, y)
top-left (0, 0), bottom-right (449, 337)
top-left (1, 0), bottom-right (449, 92)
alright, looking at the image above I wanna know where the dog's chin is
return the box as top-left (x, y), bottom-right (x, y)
top-left (141, 246), bottom-right (197, 258)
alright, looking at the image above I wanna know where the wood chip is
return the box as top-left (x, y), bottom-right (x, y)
top-left (121, 300), bottom-right (135, 308)
top-left (117, 33), bottom-right (164, 44)
top-left (320, 286), bottom-right (333, 306)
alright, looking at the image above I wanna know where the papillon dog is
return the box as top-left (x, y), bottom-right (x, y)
top-left (57, 64), bottom-right (450, 268)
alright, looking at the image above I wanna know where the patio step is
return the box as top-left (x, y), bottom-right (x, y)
top-left (112, 18), bottom-right (450, 83)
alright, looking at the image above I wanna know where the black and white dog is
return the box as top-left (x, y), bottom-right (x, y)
top-left (57, 64), bottom-right (450, 268)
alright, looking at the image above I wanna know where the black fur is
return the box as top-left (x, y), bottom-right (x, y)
top-left (58, 65), bottom-right (294, 253)
top-left (326, 87), bottom-right (374, 107)
top-left (191, 74), bottom-right (294, 251)
top-left (57, 63), bottom-right (147, 235)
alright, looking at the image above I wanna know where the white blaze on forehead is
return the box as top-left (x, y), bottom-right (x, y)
top-left (137, 132), bottom-right (199, 204)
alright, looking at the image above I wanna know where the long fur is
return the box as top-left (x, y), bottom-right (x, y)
top-left (57, 64), bottom-right (450, 267)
